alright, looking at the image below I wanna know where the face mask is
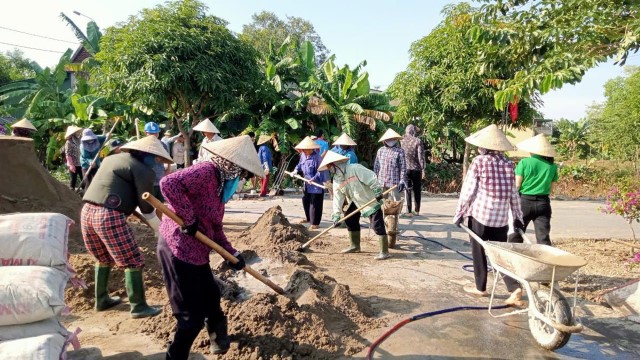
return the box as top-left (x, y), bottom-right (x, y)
top-left (222, 177), bottom-right (240, 204)
top-left (385, 140), bottom-right (398, 147)
top-left (143, 154), bottom-right (157, 167)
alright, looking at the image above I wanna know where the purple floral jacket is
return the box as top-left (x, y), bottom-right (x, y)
top-left (159, 161), bottom-right (237, 265)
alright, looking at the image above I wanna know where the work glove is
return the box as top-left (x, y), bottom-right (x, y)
top-left (453, 217), bottom-right (464, 228)
top-left (142, 211), bottom-right (160, 235)
top-left (181, 220), bottom-right (199, 237)
top-left (513, 219), bottom-right (525, 233)
top-left (297, 169), bottom-right (304, 177)
top-left (263, 165), bottom-right (270, 176)
top-left (226, 252), bottom-right (245, 271)
top-left (332, 215), bottom-right (342, 228)
top-left (398, 181), bottom-right (406, 192)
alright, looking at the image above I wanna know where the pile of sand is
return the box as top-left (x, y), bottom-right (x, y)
top-left (0, 137), bottom-right (84, 250)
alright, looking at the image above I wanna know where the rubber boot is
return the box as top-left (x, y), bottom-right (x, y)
top-left (341, 231), bottom-right (361, 253)
top-left (125, 268), bottom-right (161, 319)
top-left (375, 235), bottom-right (391, 260)
top-left (94, 265), bottom-right (122, 311)
top-left (207, 318), bottom-right (231, 355)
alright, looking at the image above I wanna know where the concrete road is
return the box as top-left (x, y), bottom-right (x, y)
top-left (224, 194), bottom-right (640, 359)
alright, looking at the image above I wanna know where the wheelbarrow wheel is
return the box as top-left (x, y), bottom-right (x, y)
top-left (528, 288), bottom-right (572, 350)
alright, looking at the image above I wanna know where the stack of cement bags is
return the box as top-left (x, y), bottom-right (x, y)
top-left (0, 213), bottom-right (82, 359)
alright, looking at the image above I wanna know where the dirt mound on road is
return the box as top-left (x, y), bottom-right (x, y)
top-left (0, 137), bottom-right (84, 251)
top-left (235, 206), bottom-right (310, 265)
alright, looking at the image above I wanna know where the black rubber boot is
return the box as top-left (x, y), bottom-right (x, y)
top-left (94, 265), bottom-right (122, 311)
top-left (207, 318), bottom-right (231, 355)
top-left (125, 268), bottom-right (161, 319)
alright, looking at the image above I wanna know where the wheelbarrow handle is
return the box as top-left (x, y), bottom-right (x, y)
top-left (142, 192), bottom-right (286, 295)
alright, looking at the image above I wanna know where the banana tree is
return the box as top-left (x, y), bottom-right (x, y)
top-left (59, 12), bottom-right (102, 73)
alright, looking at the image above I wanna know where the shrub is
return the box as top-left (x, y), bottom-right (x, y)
top-left (600, 186), bottom-right (640, 269)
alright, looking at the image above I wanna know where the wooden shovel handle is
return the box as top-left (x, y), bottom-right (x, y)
top-left (142, 192), bottom-right (285, 295)
top-left (299, 185), bottom-right (398, 250)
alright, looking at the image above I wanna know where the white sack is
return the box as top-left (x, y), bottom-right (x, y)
top-left (0, 334), bottom-right (67, 360)
top-left (0, 213), bottom-right (73, 270)
top-left (0, 317), bottom-right (69, 341)
top-left (0, 266), bottom-right (68, 326)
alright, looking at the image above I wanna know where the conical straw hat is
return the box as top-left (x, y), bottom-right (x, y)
top-left (121, 135), bottom-right (174, 164)
top-left (256, 134), bottom-right (271, 145)
top-left (203, 135), bottom-right (264, 176)
top-left (193, 118), bottom-right (220, 133)
top-left (378, 128), bottom-right (402, 142)
top-left (65, 125), bottom-right (83, 139)
top-left (295, 136), bottom-right (321, 150)
top-left (464, 124), bottom-right (514, 151)
top-left (332, 133), bottom-right (357, 146)
top-left (516, 134), bottom-right (557, 157)
top-left (12, 118), bottom-right (36, 131)
top-left (318, 150), bottom-right (349, 171)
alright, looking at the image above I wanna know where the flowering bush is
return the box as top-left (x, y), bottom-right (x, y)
top-left (601, 186), bottom-right (640, 269)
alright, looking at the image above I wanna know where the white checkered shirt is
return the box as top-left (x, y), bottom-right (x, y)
top-left (453, 152), bottom-right (523, 227)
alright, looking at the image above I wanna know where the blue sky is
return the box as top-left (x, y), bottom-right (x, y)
top-left (1, 0), bottom-right (637, 120)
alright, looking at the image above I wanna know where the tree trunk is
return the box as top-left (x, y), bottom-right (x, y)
top-left (462, 127), bottom-right (471, 178)
top-left (176, 115), bottom-right (192, 167)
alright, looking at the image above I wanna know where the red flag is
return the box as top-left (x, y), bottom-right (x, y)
top-left (509, 97), bottom-right (518, 123)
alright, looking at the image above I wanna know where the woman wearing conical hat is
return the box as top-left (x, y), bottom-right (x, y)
top-left (81, 135), bottom-right (171, 320)
top-left (293, 136), bottom-right (328, 230)
top-left (330, 133), bottom-right (358, 164)
top-left (193, 118), bottom-right (222, 164)
top-left (374, 128), bottom-right (408, 201)
top-left (157, 135), bottom-right (263, 357)
top-left (319, 150), bottom-right (391, 260)
top-left (512, 134), bottom-right (558, 246)
top-left (11, 118), bottom-right (37, 138)
top-left (256, 134), bottom-right (274, 197)
top-left (452, 124), bottom-right (525, 307)
top-left (64, 125), bottom-right (84, 191)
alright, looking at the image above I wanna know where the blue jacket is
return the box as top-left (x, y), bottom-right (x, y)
top-left (258, 144), bottom-right (273, 170)
top-left (294, 151), bottom-right (328, 194)
top-left (331, 146), bottom-right (358, 164)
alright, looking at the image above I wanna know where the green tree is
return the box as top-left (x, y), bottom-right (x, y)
top-left (471, 0), bottom-right (640, 109)
top-left (389, 3), bottom-right (539, 174)
top-left (553, 118), bottom-right (591, 160)
top-left (93, 0), bottom-right (262, 165)
top-left (240, 11), bottom-right (329, 65)
top-left (589, 66), bottom-right (640, 167)
top-left (0, 50), bottom-right (35, 84)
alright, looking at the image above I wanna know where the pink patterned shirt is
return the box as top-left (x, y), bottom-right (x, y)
top-left (453, 152), bottom-right (523, 228)
top-left (159, 161), bottom-right (237, 265)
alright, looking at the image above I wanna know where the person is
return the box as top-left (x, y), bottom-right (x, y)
top-left (11, 118), bottom-right (37, 138)
top-left (257, 134), bottom-right (273, 197)
top-left (330, 133), bottom-right (358, 164)
top-left (64, 125), bottom-right (84, 191)
top-left (320, 151), bottom-right (391, 260)
top-left (452, 124), bottom-right (525, 307)
top-left (80, 129), bottom-right (107, 190)
top-left (193, 119), bottom-right (222, 163)
top-left (144, 122), bottom-right (171, 201)
top-left (293, 136), bottom-right (328, 230)
top-left (374, 128), bottom-right (407, 201)
top-left (247, 132), bottom-right (260, 191)
top-left (511, 134), bottom-right (559, 246)
top-left (312, 129), bottom-right (329, 157)
top-left (158, 135), bottom-right (263, 358)
top-left (170, 134), bottom-right (186, 169)
top-left (81, 135), bottom-right (170, 318)
top-left (401, 124), bottom-right (427, 217)
top-left (106, 139), bottom-right (125, 156)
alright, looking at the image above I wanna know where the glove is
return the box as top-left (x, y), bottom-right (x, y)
top-left (227, 252), bottom-right (245, 271)
top-left (513, 219), bottom-right (525, 232)
top-left (422, 171), bottom-right (426, 180)
top-left (453, 217), bottom-right (464, 228)
top-left (297, 169), bottom-right (304, 177)
top-left (398, 181), bottom-right (406, 192)
top-left (264, 166), bottom-right (270, 176)
top-left (332, 215), bottom-right (342, 228)
top-left (181, 220), bottom-right (199, 237)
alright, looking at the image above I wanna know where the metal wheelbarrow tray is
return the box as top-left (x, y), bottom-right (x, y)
top-left (461, 225), bottom-right (588, 351)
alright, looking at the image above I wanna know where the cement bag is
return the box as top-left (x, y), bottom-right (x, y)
top-left (0, 213), bottom-right (73, 270)
top-left (0, 317), bottom-right (69, 341)
top-left (0, 334), bottom-right (68, 360)
top-left (0, 266), bottom-right (68, 326)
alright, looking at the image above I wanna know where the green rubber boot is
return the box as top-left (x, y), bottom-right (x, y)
top-left (375, 235), bottom-right (391, 260)
top-left (125, 268), bottom-right (161, 319)
top-left (94, 265), bottom-right (122, 311)
top-left (341, 231), bottom-right (361, 253)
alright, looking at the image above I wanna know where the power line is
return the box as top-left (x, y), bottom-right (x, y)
top-left (0, 26), bottom-right (78, 45)
top-left (0, 41), bottom-right (66, 54)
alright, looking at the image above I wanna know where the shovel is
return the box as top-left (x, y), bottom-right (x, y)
top-left (142, 192), bottom-right (286, 295)
top-left (284, 171), bottom-right (327, 189)
top-left (298, 185), bottom-right (398, 251)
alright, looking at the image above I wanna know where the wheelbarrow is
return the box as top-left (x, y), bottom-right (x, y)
top-left (460, 224), bottom-right (587, 351)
